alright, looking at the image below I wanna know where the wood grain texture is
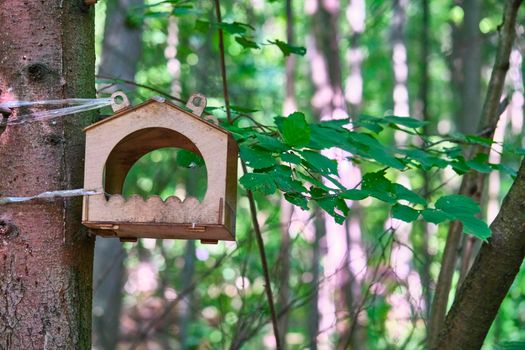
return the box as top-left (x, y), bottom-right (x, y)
top-left (82, 98), bottom-right (238, 242)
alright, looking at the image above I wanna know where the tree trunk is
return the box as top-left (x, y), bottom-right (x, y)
top-left (339, 1), bottom-right (368, 348)
top-left (307, 1), bottom-right (357, 348)
top-left (457, 0), bottom-right (482, 134)
top-left (98, 0), bottom-right (143, 92)
top-left (176, 240), bottom-right (196, 349)
top-left (0, 1), bottom-right (96, 349)
top-left (277, 1), bottom-right (297, 348)
top-left (455, 0), bottom-right (483, 290)
top-left (92, 1), bottom-right (143, 348)
top-left (428, 1), bottom-right (522, 347)
top-left (436, 155), bottom-right (525, 348)
top-left (434, 1), bottom-right (524, 348)
top-left (417, 0), bottom-right (433, 321)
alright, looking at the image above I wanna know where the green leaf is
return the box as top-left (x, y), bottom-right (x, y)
top-left (271, 166), bottom-right (307, 193)
top-left (435, 194), bottom-right (480, 217)
top-left (366, 147), bottom-right (406, 170)
top-left (355, 115), bottom-right (384, 133)
top-left (341, 189), bottom-right (370, 200)
top-left (235, 36), bottom-right (260, 49)
top-left (465, 134), bottom-right (494, 147)
top-left (239, 145), bottom-right (276, 169)
top-left (450, 156), bottom-right (471, 175)
top-left (309, 125), bottom-right (360, 154)
top-left (281, 152), bottom-right (302, 164)
top-left (392, 204), bottom-right (420, 222)
top-left (361, 171), bottom-right (396, 203)
top-left (171, 5), bottom-right (201, 16)
top-left (491, 163), bottom-right (517, 178)
top-left (269, 39), bottom-right (307, 56)
top-left (318, 118), bottom-right (351, 129)
top-left (466, 153), bottom-right (492, 173)
top-left (384, 115), bottom-right (427, 128)
top-left (394, 184), bottom-right (427, 205)
top-left (421, 208), bottom-right (452, 224)
top-left (255, 133), bottom-right (288, 152)
top-left (312, 191), bottom-right (347, 224)
top-left (348, 133), bottom-right (405, 169)
top-left (239, 173), bottom-right (276, 195)
top-left (176, 150), bottom-right (204, 168)
top-left (459, 215), bottom-right (491, 241)
top-left (280, 112), bottom-right (311, 146)
top-left (493, 341), bottom-right (525, 350)
top-left (400, 148), bottom-right (448, 169)
top-left (296, 172), bottom-right (332, 191)
top-left (285, 193), bottom-right (309, 210)
top-left (300, 150), bottom-right (338, 175)
top-left (195, 19), bottom-right (210, 32)
top-left (218, 21), bottom-right (253, 35)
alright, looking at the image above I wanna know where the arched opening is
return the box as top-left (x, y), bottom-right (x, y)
top-left (122, 147), bottom-right (207, 201)
top-left (103, 127), bottom-right (207, 202)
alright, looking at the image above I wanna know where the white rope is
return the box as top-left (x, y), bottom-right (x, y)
top-left (0, 189), bottom-right (101, 205)
top-left (0, 98), bottom-right (112, 108)
top-left (0, 96), bottom-right (121, 204)
top-left (0, 97), bottom-right (113, 125)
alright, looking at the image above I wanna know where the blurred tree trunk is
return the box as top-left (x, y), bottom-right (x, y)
top-left (457, 0), bottom-right (482, 134)
top-left (166, 18), bottom-right (182, 98)
top-left (389, 0), bottom-right (424, 343)
top-left (417, 0), bottom-right (433, 320)
top-left (455, 0), bottom-right (483, 289)
top-left (391, 0), bottom-right (410, 118)
top-left (93, 0), bottom-right (143, 348)
top-left (98, 0), bottom-right (144, 93)
top-left (428, 0), bottom-right (484, 346)
top-left (307, 1), bottom-right (363, 348)
top-left (0, 1), bottom-right (96, 349)
top-left (175, 166), bottom-right (199, 348)
top-left (308, 210), bottom-right (324, 350)
top-left (339, 1), bottom-right (368, 348)
top-left (176, 240), bottom-right (196, 349)
top-left (277, 1), bottom-right (296, 348)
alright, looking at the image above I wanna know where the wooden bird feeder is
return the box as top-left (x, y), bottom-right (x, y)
top-left (82, 92), bottom-right (238, 244)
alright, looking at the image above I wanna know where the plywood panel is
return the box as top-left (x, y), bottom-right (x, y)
top-left (82, 97), bottom-right (238, 242)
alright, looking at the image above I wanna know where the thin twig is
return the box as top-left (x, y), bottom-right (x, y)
top-left (213, 0), bottom-right (233, 124)
top-left (213, 0), bottom-right (281, 348)
top-left (96, 75), bottom-right (185, 103)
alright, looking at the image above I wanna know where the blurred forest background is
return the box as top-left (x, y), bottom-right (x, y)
top-left (91, 0), bottom-right (525, 349)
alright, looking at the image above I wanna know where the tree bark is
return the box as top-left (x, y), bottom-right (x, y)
top-left (435, 155), bottom-right (525, 349)
top-left (92, 0), bottom-right (143, 348)
top-left (433, 1), bottom-right (524, 348)
top-left (428, 1), bottom-right (523, 347)
top-left (0, 1), bottom-right (96, 349)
